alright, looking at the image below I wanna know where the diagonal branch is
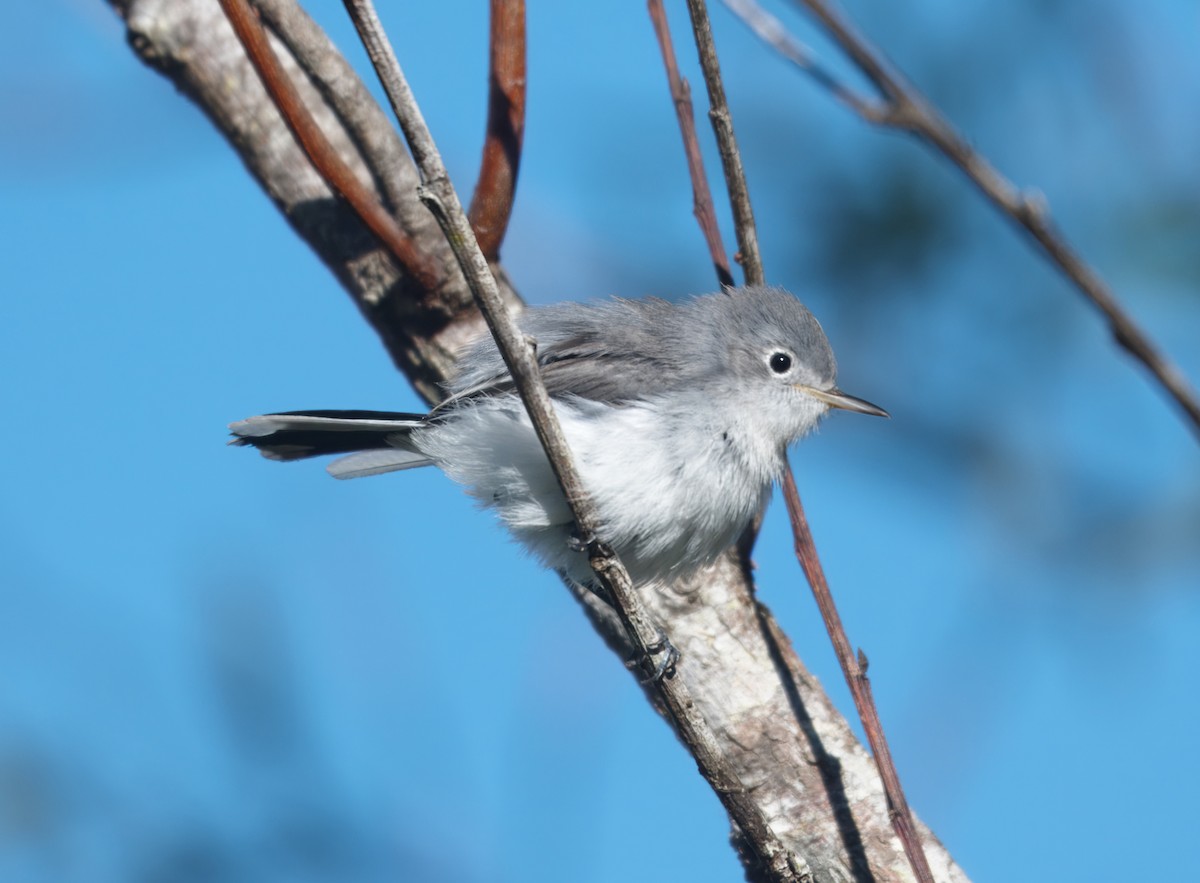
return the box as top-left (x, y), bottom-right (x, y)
top-left (216, 0), bottom-right (443, 294)
top-left (338, 1), bottom-right (807, 878)
top-left (251, 0), bottom-right (415, 217)
top-left (647, 0), bottom-right (735, 289)
top-left (468, 0), bottom-right (527, 262)
top-left (684, 0), bottom-right (765, 286)
top-left (719, 0), bottom-right (883, 120)
top-left (723, 0), bottom-right (1200, 440)
top-left (782, 459), bottom-right (936, 883)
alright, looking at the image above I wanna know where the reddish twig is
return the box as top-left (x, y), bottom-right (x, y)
top-left (647, 0), bottom-right (735, 289)
top-left (468, 0), bottom-right (526, 261)
top-left (683, 0), bottom-right (764, 286)
top-left (251, 0), bottom-right (413, 217)
top-left (723, 0), bottom-right (1200, 441)
top-left (781, 457), bottom-right (935, 883)
top-left (217, 0), bottom-right (443, 293)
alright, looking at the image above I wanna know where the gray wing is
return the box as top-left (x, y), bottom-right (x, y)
top-left (438, 298), bottom-right (699, 409)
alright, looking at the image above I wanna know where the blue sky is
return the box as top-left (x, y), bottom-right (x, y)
top-left (2, 1), bottom-right (1199, 881)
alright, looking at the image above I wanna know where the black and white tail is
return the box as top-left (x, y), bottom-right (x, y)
top-left (229, 410), bottom-right (434, 479)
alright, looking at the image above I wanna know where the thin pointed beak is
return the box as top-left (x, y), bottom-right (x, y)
top-left (798, 385), bottom-right (890, 418)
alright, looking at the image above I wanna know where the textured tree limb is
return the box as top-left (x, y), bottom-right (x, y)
top-left (468, 0), bottom-right (526, 262)
top-left (782, 460), bottom-right (935, 883)
top-left (647, 0), bottom-right (735, 289)
top-left (684, 0), bottom-right (765, 286)
top-left (112, 0), bottom-right (507, 401)
top-left (723, 0), bottom-right (1200, 441)
top-left (251, 0), bottom-right (414, 217)
top-left (218, 0), bottom-right (442, 292)
top-left (108, 1), bottom-right (970, 879)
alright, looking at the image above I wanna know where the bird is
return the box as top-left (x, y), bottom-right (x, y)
top-left (230, 286), bottom-right (887, 588)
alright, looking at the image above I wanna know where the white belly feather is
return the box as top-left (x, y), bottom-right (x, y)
top-left (412, 397), bottom-right (780, 586)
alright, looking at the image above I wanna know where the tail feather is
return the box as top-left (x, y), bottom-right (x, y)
top-left (229, 409), bottom-right (428, 463)
top-left (327, 449), bottom-right (433, 479)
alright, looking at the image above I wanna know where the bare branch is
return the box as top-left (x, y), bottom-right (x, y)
top-left (468, 0), bottom-right (527, 262)
top-left (781, 459), bottom-right (936, 883)
top-left (647, 0), bottom-right (735, 289)
top-left (723, 0), bottom-right (1200, 440)
top-left (217, 0), bottom-right (443, 293)
top-left (339, 1), bottom-right (806, 878)
top-left (684, 0), bottom-right (765, 285)
top-left (251, 0), bottom-right (415, 216)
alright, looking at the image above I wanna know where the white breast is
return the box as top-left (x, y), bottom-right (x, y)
top-left (412, 397), bottom-right (780, 586)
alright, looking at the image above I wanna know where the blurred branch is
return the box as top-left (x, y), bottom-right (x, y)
top-left (468, 0), bottom-right (526, 262)
top-left (781, 459), bottom-right (935, 883)
top-left (720, 0), bottom-right (882, 120)
top-left (340, 1), bottom-right (804, 878)
top-left (647, 0), bottom-right (735, 288)
top-left (684, 0), bottom-right (765, 285)
top-left (723, 0), bottom-right (1200, 440)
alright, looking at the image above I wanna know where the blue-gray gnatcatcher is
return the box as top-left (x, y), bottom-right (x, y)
top-left (230, 286), bottom-right (886, 586)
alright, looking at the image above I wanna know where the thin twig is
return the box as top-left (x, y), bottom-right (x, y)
top-left (781, 458), bottom-right (936, 883)
top-left (684, 0), bottom-right (765, 286)
top-left (468, 0), bottom-right (526, 262)
top-left (724, 0), bottom-right (1200, 440)
top-left (216, 0), bottom-right (443, 294)
top-left (647, 0), bottom-right (735, 289)
top-left (338, 2), bottom-right (804, 879)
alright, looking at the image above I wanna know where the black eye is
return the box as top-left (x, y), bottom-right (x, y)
top-left (769, 352), bottom-right (793, 374)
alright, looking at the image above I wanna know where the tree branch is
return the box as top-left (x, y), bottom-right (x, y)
top-left (647, 0), bottom-right (735, 289)
top-left (684, 0), bottom-right (765, 285)
top-left (782, 460), bottom-right (935, 883)
top-left (722, 0), bottom-right (1200, 440)
top-left (251, 0), bottom-right (414, 217)
top-left (468, 0), bottom-right (526, 262)
top-left (217, 0), bottom-right (442, 292)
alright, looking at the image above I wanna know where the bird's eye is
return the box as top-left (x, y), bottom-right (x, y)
top-left (769, 352), bottom-right (793, 374)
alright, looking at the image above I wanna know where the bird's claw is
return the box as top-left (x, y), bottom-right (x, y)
top-left (634, 631), bottom-right (679, 684)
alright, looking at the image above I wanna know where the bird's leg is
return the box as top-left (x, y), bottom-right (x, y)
top-left (564, 528), bottom-right (679, 683)
top-left (564, 522), bottom-right (593, 554)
